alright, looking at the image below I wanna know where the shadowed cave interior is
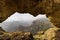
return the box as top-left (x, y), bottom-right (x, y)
top-left (0, 0), bottom-right (60, 40)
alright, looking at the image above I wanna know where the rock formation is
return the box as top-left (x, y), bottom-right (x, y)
top-left (0, 32), bottom-right (34, 40)
top-left (0, 0), bottom-right (43, 22)
top-left (44, 27), bottom-right (60, 40)
top-left (0, 0), bottom-right (60, 28)
top-left (0, 0), bottom-right (60, 40)
top-left (43, 0), bottom-right (60, 28)
top-left (0, 27), bottom-right (5, 35)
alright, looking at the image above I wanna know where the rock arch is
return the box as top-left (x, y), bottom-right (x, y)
top-left (0, 0), bottom-right (60, 28)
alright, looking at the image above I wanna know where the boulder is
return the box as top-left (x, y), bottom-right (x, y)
top-left (0, 32), bottom-right (34, 40)
top-left (0, 27), bottom-right (5, 35)
top-left (44, 27), bottom-right (60, 40)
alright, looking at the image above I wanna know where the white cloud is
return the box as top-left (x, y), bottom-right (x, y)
top-left (35, 14), bottom-right (46, 19)
top-left (0, 12), bottom-right (47, 32)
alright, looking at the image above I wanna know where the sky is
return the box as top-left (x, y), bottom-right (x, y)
top-left (0, 12), bottom-right (47, 32)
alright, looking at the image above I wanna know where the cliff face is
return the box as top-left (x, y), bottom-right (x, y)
top-left (43, 0), bottom-right (60, 28)
top-left (0, 0), bottom-right (60, 28)
top-left (0, 32), bottom-right (34, 40)
top-left (0, 0), bottom-right (43, 21)
top-left (0, 0), bottom-right (17, 22)
top-left (44, 27), bottom-right (60, 40)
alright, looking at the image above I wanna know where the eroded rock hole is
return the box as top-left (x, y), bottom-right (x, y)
top-left (0, 12), bottom-right (54, 34)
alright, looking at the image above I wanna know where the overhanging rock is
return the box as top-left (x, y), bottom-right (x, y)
top-left (0, 0), bottom-right (60, 28)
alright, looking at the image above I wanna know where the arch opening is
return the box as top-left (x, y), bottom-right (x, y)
top-left (0, 12), bottom-right (54, 33)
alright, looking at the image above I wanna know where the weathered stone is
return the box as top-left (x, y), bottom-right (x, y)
top-left (43, 0), bottom-right (60, 28)
top-left (0, 0), bottom-right (60, 28)
top-left (0, 27), bottom-right (5, 35)
top-left (44, 27), bottom-right (60, 40)
top-left (0, 32), bottom-right (34, 40)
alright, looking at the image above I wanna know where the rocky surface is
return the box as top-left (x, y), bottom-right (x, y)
top-left (43, 0), bottom-right (60, 28)
top-left (44, 27), bottom-right (60, 40)
top-left (0, 0), bottom-right (60, 28)
top-left (0, 0), bottom-right (42, 22)
top-left (33, 27), bottom-right (60, 40)
top-left (0, 27), bottom-right (36, 40)
top-left (0, 32), bottom-right (34, 40)
top-left (0, 27), bottom-right (5, 35)
top-left (34, 31), bottom-right (46, 40)
top-left (0, 0), bottom-right (60, 40)
top-left (0, 27), bottom-right (60, 40)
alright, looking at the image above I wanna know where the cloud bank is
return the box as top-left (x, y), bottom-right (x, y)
top-left (0, 12), bottom-right (49, 32)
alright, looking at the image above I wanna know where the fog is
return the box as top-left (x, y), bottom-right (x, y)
top-left (0, 12), bottom-right (51, 32)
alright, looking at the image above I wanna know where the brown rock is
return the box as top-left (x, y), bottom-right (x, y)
top-left (0, 0), bottom-right (43, 22)
top-left (11, 32), bottom-right (34, 40)
top-left (0, 27), bottom-right (5, 35)
top-left (43, 0), bottom-right (60, 28)
top-left (0, 0), bottom-right (60, 28)
top-left (0, 32), bottom-right (34, 40)
top-left (44, 27), bottom-right (60, 40)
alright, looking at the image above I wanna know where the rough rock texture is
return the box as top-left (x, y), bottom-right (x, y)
top-left (0, 32), bottom-right (34, 40)
top-left (34, 31), bottom-right (46, 40)
top-left (0, 0), bottom-right (60, 28)
top-left (34, 27), bottom-right (60, 40)
top-left (43, 0), bottom-right (60, 28)
top-left (44, 27), bottom-right (60, 40)
top-left (0, 27), bottom-right (34, 40)
top-left (0, 0), bottom-right (60, 40)
top-left (0, 27), bottom-right (5, 35)
top-left (0, 0), bottom-right (43, 22)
